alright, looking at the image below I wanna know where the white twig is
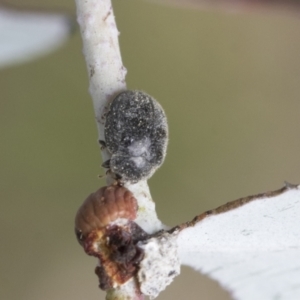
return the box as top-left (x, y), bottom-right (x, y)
top-left (75, 0), bottom-right (165, 298)
top-left (75, 0), bottom-right (126, 151)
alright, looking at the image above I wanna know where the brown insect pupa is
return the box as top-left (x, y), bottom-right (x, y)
top-left (75, 185), bottom-right (138, 245)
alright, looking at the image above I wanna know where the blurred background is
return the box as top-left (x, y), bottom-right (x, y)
top-left (1, 0), bottom-right (300, 299)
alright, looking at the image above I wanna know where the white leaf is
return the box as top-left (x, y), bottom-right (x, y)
top-left (0, 4), bottom-right (75, 69)
top-left (177, 184), bottom-right (300, 300)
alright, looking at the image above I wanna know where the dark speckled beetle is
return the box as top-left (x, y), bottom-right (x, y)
top-left (101, 90), bottom-right (168, 183)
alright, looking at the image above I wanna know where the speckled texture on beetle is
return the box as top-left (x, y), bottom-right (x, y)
top-left (103, 90), bottom-right (168, 183)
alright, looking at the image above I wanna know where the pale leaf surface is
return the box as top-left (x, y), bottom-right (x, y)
top-left (177, 185), bottom-right (300, 299)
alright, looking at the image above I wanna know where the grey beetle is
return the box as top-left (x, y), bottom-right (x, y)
top-left (101, 90), bottom-right (168, 183)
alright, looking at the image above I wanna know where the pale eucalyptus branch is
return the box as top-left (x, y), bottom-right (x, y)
top-left (74, 0), bottom-right (165, 299)
top-left (75, 0), bottom-right (126, 153)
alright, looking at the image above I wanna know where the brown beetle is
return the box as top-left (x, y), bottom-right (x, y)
top-left (75, 185), bottom-right (138, 246)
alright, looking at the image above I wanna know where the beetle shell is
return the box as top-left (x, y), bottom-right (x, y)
top-left (75, 185), bottom-right (138, 245)
top-left (104, 90), bottom-right (168, 183)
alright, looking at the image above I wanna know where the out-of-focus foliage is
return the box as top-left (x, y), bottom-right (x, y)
top-left (0, 3), bottom-right (75, 68)
top-left (146, 0), bottom-right (300, 15)
top-left (1, 0), bottom-right (300, 299)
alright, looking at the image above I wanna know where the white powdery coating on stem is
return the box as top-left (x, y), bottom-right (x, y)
top-left (75, 0), bottom-right (164, 233)
top-left (125, 180), bottom-right (165, 234)
top-left (75, 0), bottom-right (127, 144)
top-left (75, 1), bottom-right (166, 299)
top-left (106, 281), bottom-right (144, 300)
top-left (137, 232), bottom-right (180, 299)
